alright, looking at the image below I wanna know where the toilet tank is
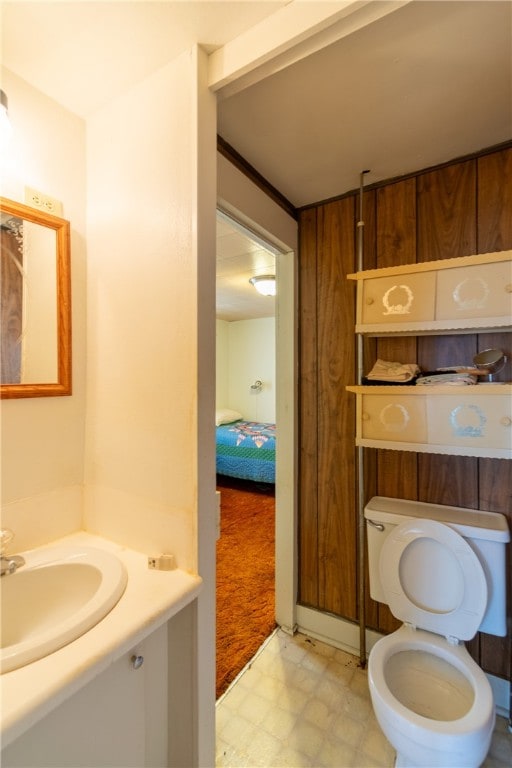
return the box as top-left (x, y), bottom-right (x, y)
top-left (364, 496), bottom-right (510, 636)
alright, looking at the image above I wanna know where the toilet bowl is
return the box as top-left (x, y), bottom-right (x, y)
top-left (368, 625), bottom-right (495, 768)
top-left (364, 497), bottom-right (510, 768)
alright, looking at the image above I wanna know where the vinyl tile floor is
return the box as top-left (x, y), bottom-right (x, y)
top-left (216, 629), bottom-right (512, 768)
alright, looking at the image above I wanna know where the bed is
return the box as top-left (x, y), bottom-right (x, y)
top-left (216, 419), bottom-right (276, 484)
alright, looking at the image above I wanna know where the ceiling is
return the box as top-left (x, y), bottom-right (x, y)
top-left (2, 1), bottom-right (511, 320)
top-left (216, 213), bottom-right (277, 322)
top-left (0, 1), bottom-right (289, 118)
top-left (218, 1), bottom-right (512, 208)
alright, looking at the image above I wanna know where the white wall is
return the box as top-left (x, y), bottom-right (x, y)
top-left (0, 68), bottom-right (86, 550)
top-left (230, 318), bottom-right (275, 422)
top-left (84, 50), bottom-right (212, 572)
top-left (216, 319), bottom-right (229, 408)
top-left (216, 316), bottom-right (275, 422)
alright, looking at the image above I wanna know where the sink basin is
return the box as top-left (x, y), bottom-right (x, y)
top-left (1, 545), bottom-right (127, 673)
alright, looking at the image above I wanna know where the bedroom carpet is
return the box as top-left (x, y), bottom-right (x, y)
top-left (216, 477), bottom-right (276, 699)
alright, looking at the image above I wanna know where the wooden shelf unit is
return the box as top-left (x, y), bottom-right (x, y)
top-left (347, 251), bottom-right (512, 459)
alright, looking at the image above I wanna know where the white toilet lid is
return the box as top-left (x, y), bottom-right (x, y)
top-left (380, 518), bottom-right (487, 640)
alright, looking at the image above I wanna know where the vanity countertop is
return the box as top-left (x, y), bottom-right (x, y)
top-left (0, 531), bottom-right (202, 749)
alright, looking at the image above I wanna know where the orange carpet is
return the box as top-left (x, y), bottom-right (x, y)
top-left (216, 477), bottom-right (276, 698)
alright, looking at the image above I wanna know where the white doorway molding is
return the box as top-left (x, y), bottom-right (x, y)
top-left (217, 153), bottom-right (298, 634)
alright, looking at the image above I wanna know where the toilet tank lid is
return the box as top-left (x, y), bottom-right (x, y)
top-left (364, 496), bottom-right (510, 543)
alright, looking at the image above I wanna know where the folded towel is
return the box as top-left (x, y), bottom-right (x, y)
top-left (416, 373), bottom-right (477, 386)
top-left (367, 359), bottom-right (420, 383)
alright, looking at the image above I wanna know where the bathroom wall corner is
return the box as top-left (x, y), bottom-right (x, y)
top-left (82, 484), bottom-right (195, 572)
top-left (0, 485), bottom-right (83, 552)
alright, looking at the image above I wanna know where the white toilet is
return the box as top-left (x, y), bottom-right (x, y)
top-left (365, 496), bottom-right (510, 768)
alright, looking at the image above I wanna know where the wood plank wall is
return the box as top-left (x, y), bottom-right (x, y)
top-left (298, 145), bottom-right (512, 680)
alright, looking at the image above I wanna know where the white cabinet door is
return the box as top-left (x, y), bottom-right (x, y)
top-left (436, 260), bottom-right (512, 322)
top-left (360, 394), bottom-right (427, 444)
top-left (427, 393), bottom-right (512, 453)
top-left (2, 624), bottom-right (168, 768)
top-left (361, 271), bottom-right (436, 327)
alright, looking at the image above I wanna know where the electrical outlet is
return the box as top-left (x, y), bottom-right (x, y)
top-left (25, 186), bottom-right (63, 216)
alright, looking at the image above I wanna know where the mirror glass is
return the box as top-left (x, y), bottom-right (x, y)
top-left (1, 197), bottom-right (71, 398)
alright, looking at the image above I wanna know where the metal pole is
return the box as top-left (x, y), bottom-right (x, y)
top-left (509, 679), bottom-right (511, 732)
top-left (356, 170), bottom-right (370, 668)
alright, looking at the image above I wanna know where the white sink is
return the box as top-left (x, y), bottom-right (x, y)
top-left (1, 545), bottom-right (128, 674)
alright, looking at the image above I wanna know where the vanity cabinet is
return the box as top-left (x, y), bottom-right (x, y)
top-left (347, 251), bottom-right (512, 459)
top-left (348, 250), bottom-right (512, 335)
top-left (2, 625), bottom-right (168, 768)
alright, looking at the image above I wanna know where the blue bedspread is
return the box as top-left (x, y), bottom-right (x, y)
top-left (216, 420), bottom-right (276, 483)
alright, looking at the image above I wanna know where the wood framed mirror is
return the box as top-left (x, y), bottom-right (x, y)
top-left (1, 197), bottom-right (71, 398)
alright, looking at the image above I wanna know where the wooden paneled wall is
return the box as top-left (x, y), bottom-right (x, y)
top-left (298, 145), bottom-right (512, 680)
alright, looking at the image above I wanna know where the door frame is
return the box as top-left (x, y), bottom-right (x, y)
top-left (215, 185), bottom-right (298, 635)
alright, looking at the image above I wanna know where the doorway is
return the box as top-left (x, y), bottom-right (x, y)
top-left (215, 206), bottom-right (297, 693)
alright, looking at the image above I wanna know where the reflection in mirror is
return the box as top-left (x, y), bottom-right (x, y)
top-left (0, 197), bottom-right (71, 398)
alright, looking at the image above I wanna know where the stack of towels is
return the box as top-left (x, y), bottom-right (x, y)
top-left (366, 360), bottom-right (420, 384)
top-left (365, 359), bottom-right (478, 386)
top-left (415, 372), bottom-right (477, 386)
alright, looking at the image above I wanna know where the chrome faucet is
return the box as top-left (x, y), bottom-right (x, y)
top-left (0, 529), bottom-right (25, 576)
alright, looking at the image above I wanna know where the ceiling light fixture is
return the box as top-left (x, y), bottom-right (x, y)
top-left (249, 275), bottom-right (276, 297)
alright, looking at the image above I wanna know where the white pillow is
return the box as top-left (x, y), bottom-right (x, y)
top-left (215, 408), bottom-right (243, 426)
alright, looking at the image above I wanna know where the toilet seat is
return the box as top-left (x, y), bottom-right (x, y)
top-left (368, 625), bottom-right (495, 766)
top-left (380, 518), bottom-right (487, 640)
